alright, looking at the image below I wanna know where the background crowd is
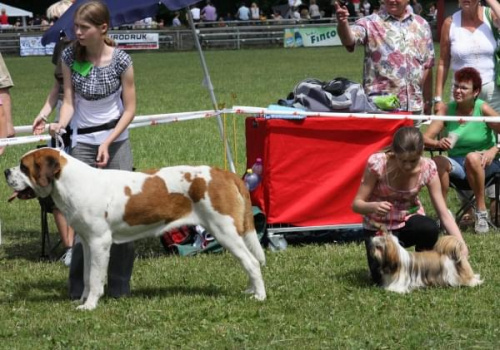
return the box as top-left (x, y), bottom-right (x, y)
top-left (0, 0), bottom-right (439, 30)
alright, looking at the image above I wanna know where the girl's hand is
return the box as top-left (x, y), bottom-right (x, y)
top-left (33, 115), bottom-right (47, 135)
top-left (49, 123), bottom-right (65, 138)
top-left (96, 143), bottom-right (110, 168)
top-left (373, 201), bottom-right (392, 216)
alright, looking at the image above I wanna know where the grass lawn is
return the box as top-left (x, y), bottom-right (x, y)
top-left (1, 46), bottom-right (498, 349)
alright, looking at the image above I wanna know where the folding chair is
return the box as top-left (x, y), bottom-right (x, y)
top-left (450, 172), bottom-right (500, 228)
top-left (424, 130), bottom-right (500, 228)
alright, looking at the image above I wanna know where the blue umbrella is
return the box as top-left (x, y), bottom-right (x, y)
top-left (42, 0), bottom-right (236, 172)
top-left (42, 0), bottom-right (200, 45)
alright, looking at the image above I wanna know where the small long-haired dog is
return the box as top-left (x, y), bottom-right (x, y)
top-left (368, 228), bottom-right (482, 293)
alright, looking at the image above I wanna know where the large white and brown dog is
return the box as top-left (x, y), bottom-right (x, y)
top-left (4, 148), bottom-right (266, 310)
top-left (368, 230), bottom-right (482, 293)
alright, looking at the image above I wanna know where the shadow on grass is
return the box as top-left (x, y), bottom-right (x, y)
top-left (132, 285), bottom-right (222, 299)
top-left (0, 279), bottom-right (67, 304)
top-left (277, 229), bottom-right (364, 246)
top-left (340, 267), bottom-right (375, 289)
top-left (2, 281), bottom-right (223, 305)
top-left (1, 230), bottom-right (64, 262)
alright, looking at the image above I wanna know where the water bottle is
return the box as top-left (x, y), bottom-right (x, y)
top-left (294, 30), bottom-right (303, 47)
top-left (251, 158), bottom-right (263, 176)
top-left (244, 169), bottom-right (260, 191)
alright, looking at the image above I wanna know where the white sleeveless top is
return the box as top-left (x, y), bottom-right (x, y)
top-left (449, 8), bottom-right (496, 84)
top-left (70, 88), bottom-right (128, 147)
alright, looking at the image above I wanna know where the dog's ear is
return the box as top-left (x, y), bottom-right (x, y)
top-left (382, 237), bottom-right (400, 273)
top-left (36, 155), bottom-right (61, 187)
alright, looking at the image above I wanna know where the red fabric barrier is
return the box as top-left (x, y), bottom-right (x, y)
top-left (245, 116), bottom-right (413, 227)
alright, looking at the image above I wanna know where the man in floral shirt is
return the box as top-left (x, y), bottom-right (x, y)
top-left (335, 0), bottom-right (434, 116)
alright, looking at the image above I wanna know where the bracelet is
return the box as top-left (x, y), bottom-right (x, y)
top-left (38, 114), bottom-right (48, 122)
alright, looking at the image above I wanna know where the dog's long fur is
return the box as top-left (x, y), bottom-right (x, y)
top-left (368, 231), bottom-right (482, 293)
top-left (4, 148), bottom-right (266, 310)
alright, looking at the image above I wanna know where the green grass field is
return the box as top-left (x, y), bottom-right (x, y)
top-left (1, 47), bottom-right (498, 349)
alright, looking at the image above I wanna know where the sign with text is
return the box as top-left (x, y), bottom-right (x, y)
top-left (108, 33), bottom-right (159, 50)
top-left (284, 27), bottom-right (341, 48)
top-left (20, 36), bottom-right (55, 56)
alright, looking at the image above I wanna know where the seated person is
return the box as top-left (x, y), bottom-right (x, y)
top-left (423, 67), bottom-right (500, 234)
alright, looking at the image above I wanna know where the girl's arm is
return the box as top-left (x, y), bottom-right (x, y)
top-left (96, 65), bottom-right (136, 167)
top-left (49, 62), bottom-right (74, 136)
top-left (352, 167), bottom-right (392, 216)
top-left (427, 174), bottom-right (469, 255)
top-left (33, 80), bottom-right (60, 135)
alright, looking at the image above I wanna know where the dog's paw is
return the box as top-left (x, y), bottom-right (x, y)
top-left (251, 292), bottom-right (266, 301)
top-left (469, 275), bottom-right (483, 287)
top-left (76, 302), bottom-right (97, 311)
top-left (76, 296), bottom-right (98, 311)
top-left (385, 285), bottom-right (410, 294)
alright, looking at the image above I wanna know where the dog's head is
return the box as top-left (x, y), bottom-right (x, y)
top-left (369, 233), bottom-right (402, 274)
top-left (4, 148), bottom-right (66, 201)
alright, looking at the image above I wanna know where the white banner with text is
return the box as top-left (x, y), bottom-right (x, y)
top-left (108, 33), bottom-right (159, 50)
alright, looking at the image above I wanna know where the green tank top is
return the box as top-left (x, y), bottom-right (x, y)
top-left (446, 99), bottom-right (496, 157)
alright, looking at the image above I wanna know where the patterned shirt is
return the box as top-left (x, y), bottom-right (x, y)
top-left (61, 46), bottom-right (132, 101)
top-left (61, 45), bottom-right (132, 146)
top-left (350, 10), bottom-right (435, 112)
top-left (364, 153), bottom-right (437, 231)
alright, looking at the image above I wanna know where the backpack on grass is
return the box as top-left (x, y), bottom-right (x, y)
top-left (161, 206), bottom-right (267, 256)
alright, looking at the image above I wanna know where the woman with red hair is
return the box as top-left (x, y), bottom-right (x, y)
top-left (424, 67), bottom-right (500, 234)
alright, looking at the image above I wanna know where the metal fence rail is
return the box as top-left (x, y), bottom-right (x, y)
top-left (0, 19), bottom-right (343, 55)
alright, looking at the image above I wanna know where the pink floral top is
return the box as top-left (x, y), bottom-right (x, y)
top-left (364, 153), bottom-right (437, 231)
top-left (350, 10), bottom-right (435, 112)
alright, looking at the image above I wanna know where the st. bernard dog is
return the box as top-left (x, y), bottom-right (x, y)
top-left (368, 230), bottom-right (482, 293)
top-left (4, 148), bottom-right (266, 310)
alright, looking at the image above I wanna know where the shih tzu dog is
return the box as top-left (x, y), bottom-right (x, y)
top-left (368, 227), bottom-right (483, 293)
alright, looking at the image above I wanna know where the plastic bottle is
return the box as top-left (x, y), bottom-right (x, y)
top-left (244, 169), bottom-right (260, 191)
top-left (251, 158), bottom-right (263, 176)
top-left (294, 30), bottom-right (303, 47)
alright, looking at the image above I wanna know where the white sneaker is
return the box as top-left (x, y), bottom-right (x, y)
top-left (60, 248), bottom-right (73, 267)
top-left (474, 211), bottom-right (489, 234)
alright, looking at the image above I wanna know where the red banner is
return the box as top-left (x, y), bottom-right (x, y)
top-left (245, 116), bottom-right (412, 227)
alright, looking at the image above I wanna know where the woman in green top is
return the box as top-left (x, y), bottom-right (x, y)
top-left (424, 67), bottom-right (500, 234)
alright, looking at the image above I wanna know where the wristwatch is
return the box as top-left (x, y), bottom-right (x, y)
top-left (433, 96), bottom-right (442, 103)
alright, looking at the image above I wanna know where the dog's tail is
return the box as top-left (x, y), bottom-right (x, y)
top-left (433, 235), bottom-right (464, 262)
top-left (233, 174), bottom-right (266, 266)
top-left (434, 235), bottom-right (483, 286)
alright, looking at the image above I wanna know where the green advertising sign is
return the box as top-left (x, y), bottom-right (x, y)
top-left (284, 26), bottom-right (342, 48)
